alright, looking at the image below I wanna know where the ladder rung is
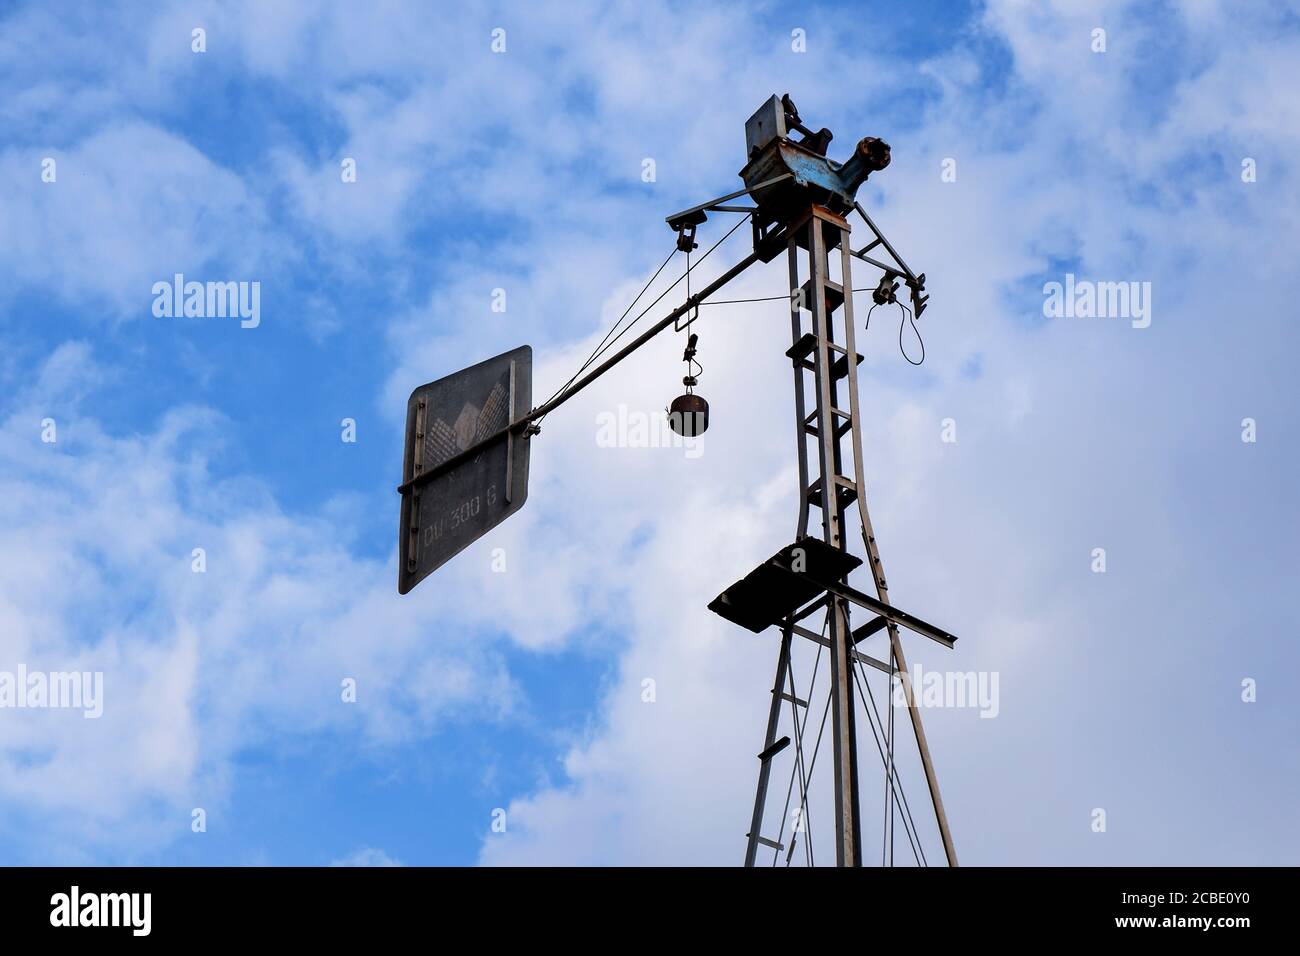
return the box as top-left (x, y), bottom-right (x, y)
top-left (786, 332), bottom-right (852, 364)
top-left (800, 278), bottom-right (846, 314)
top-left (802, 409), bottom-right (854, 440)
top-left (751, 835), bottom-right (785, 851)
top-left (793, 353), bottom-right (864, 382)
top-left (830, 351), bottom-right (862, 380)
top-left (852, 616), bottom-right (888, 643)
top-left (806, 476), bottom-right (858, 509)
top-left (758, 736), bottom-right (791, 762)
top-left (780, 692), bottom-right (809, 708)
top-left (786, 333), bottom-right (817, 363)
top-left (804, 417), bottom-right (852, 441)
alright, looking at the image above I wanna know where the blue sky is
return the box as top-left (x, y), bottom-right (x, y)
top-left (0, 0), bottom-right (1297, 866)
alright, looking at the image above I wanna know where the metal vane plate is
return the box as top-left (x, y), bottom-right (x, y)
top-left (397, 345), bottom-right (531, 594)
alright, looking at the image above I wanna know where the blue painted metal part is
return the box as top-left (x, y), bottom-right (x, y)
top-left (740, 136), bottom-right (891, 221)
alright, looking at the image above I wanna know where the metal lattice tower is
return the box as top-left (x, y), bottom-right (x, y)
top-left (732, 204), bottom-right (957, 867)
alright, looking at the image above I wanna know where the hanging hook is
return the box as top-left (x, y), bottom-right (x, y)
top-left (682, 332), bottom-right (702, 390)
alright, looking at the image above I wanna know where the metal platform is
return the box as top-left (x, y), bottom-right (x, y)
top-left (708, 538), bottom-right (862, 633)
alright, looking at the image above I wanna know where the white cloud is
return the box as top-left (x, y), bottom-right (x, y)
top-left (0, 344), bottom-right (519, 859)
top-left (330, 846), bottom-right (402, 867)
top-left (0, 122), bottom-right (272, 318)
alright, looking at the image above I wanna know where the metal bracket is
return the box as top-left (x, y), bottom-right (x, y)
top-left (850, 201), bottom-right (929, 319)
top-left (664, 173), bottom-right (793, 234)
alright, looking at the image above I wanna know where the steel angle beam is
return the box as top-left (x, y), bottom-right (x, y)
top-left (788, 623), bottom-right (894, 675)
top-left (762, 555), bottom-right (957, 648)
top-left (825, 579), bottom-right (957, 649)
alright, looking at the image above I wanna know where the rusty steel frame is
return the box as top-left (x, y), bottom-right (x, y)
top-left (742, 204), bottom-right (957, 868)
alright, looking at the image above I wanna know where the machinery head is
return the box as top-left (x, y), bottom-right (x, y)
top-left (740, 94), bottom-right (891, 228)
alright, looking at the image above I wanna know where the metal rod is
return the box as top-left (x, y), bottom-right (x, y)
top-left (852, 201), bottom-right (916, 283)
top-left (851, 252), bottom-right (900, 275)
top-left (396, 249), bottom-right (760, 495)
top-left (664, 173), bottom-right (793, 226)
top-left (789, 623), bottom-right (893, 675)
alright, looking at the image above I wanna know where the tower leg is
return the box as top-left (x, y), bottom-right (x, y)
top-left (825, 596), bottom-right (862, 865)
top-left (836, 220), bottom-right (959, 867)
top-left (803, 209), bottom-right (861, 866)
top-left (744, 628), bottom-right (792, 866)
top-left (884, 628), bottom-right (958, 866)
